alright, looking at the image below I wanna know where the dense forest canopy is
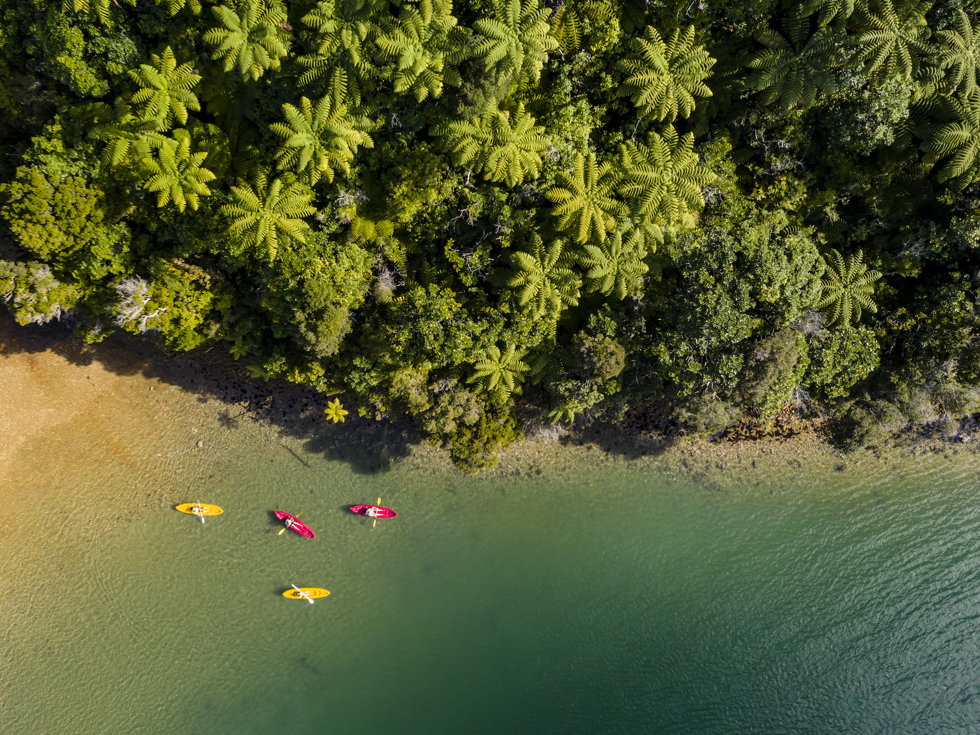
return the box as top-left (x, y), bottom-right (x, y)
top-left (2, 0), bottom-right (980, 470)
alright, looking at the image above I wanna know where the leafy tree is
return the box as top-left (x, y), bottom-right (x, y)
top-left (0, 168), bottom-right (104, 262)
top-left (745, 15), bottom-right (839, 108)
top-left (618, 125), bottom-right (714, 230)
top-left (472, 0), bottom-right (558, 86)
top-left (851, 0), bottom-right (931, 82)
top-left (579, 225), bottom-right (649, 300)
top-left (204, 0), bottom-right (291, 81)
top-left (221, 172), bottom-right (315, 260)
top-left (0, 260), bottom-right (81, 324)
top-left (270, 74), bottom-right (375, 185)
top-left (816, 249), bottom-right (881, 326)
top-left (504, 233), bottom-right (581, 318)
top-left (921, 89), bottom-right (980, 188)
top-left (375, 3), bottom-right (468, 102)
top-left (127, 47), bottom-right (201, 129)
top-left (546, 152), bottom-right (625, 244)
top-left (935, 9), bottom-right (980, 96)
top-left (617, 25), bottom-right (715, 122)
top-left (434, 104), bottom-right (550, 186)
top-left (468, 343), bottom-right (530, 402)
top-left (139, 135), bottom-right (217, 212)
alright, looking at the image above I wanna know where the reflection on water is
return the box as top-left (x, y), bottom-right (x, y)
top-left (3, 317), bottom-right (980, 734)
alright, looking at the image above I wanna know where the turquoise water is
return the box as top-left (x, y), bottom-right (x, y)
top-left (3, 420), bottom-right (980, 733)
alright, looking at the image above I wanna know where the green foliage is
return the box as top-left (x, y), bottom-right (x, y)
top-left (851, 0), bottom-right (931, 82)
top-left (816, 249), bottom-right (881, 326)
top-left (546, 152), bottom-right (624, 244)
top-left (579, 224), bottom-right (649, 300)
top-left (504, 233), bottom-right (581, 318)
top-left (934, 9), bottom-right (980, 96)
top-left (921, 89), bottom-right (980, 188)
top-left (472, 0), bottom-right (558, 86)
top-left (298, 0), bottom-right (381, 107)
top-left (0, 168), bottom-right (104, 262)
top-left (375, 2), bottom-right (468, 101)
top-left (270, 75), bottom-right (375, 185)
top-left (127, 47), bottom-right (201, 129)
top-left (468, 342), bottom-right (530, 402)
top-left (738, 328), bottom-right (808, 418)
top-left (139, 136), bottom-right (217, 212)
top-left (618, 125), bottom-right (714, 230)
top-left (258, 231), bottom-right (373, 357)
top-left (204, 0), bottom-right (290, 81)
top-left (0, 259), bottom-right (81, 324)
top-left (745, 15), bottom-right (839, 108)
top-left (618, 25), bottom-right (715, 122)
top-left (444, 402), bottom-right (522, 473)
top-left (435, 104), bottom-right (550, 186)
top-left (6, 0), bottom-right (980, 471)
top-left (805, 322), bottom-right (880, 399)
top-left (222, 172), bottom-right (316, 260)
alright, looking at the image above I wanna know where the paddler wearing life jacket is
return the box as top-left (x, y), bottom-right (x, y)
top-left (365, 507), bottom-right (382, 517)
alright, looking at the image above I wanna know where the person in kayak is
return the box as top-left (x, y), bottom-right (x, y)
top-left (285, 517), bottom-right (294, 527)
top-left (365, 507), bottom-right (381, 517)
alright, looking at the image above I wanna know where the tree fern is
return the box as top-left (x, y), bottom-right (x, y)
top-left (375, 2), bottom-right (468, 102)
top-left (62, 0), bottom-right (134, 25)
top-left (127, 47), bottom-right (201, 129)
top-left (618, 125), bottom-right (714, 230)
top-left (921, 89), bottom-right (980, 189)
top-left (798, 0), bottom-right (860, 29)
top-left (618, 25), bottom-right (715, 122)
top-left (546, 152), bottom-right (625, 244)
top-left (89, 101), bottom-right (164, 167)
top-left (139, 135), bottom-right (216, 212)
top-left (935, 9), bottom-right (980, 96)
top-left (204, 0), bottom-right (291, 81)
top-left (472, 0), bottom-right (558, 86)
top-left (221, 172), bottom-right (316, 260)
top-left (270, 73), bottom-right (375, 185)
top-left (745, 15), bottom-right (839, 109)
top-left (579, 224), bottom-right (649, 300)
top-left (468, 343), bottom-right (530, 402)
top-left (851, 0), bottom-right (931, 82)
top-left (816, 249), bottom-right (881, 326)
top-left (434, 104), bottom-right (550, 186)
top-left (505, 234), bottom-right (581, 318)
top-left (298, 0), bottom-right (383, 107)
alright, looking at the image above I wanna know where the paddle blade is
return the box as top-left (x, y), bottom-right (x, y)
top-left (278, 527), bottom-right (288, 535)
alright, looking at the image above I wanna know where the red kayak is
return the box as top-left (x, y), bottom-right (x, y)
top-left (350, 505), bottom-right (397, 519)
top-left (275, 511), bottom-right (316, 539)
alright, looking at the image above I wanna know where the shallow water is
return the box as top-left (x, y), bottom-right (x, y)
top-left (3, 334), bottom-right (980, 734)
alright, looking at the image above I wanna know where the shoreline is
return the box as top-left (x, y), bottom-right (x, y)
top-left (4, 311), bottom-right (980, 494)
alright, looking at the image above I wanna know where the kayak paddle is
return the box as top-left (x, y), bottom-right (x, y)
top-left (291, 583), bottom-right (315, 605)
top-left (373, 497), bottom-right (381, 528)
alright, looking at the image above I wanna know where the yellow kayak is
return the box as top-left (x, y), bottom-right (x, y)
top-left (283, 588), bottom-right (330, 600)
top-left (175, 502), bottom-right (223, 516)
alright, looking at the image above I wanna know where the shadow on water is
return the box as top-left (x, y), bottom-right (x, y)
top-left (0, 310), bottom-right (418, 475)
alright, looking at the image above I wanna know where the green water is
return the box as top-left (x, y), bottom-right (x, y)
top-left (4, 428), bottom-right (980, 733)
